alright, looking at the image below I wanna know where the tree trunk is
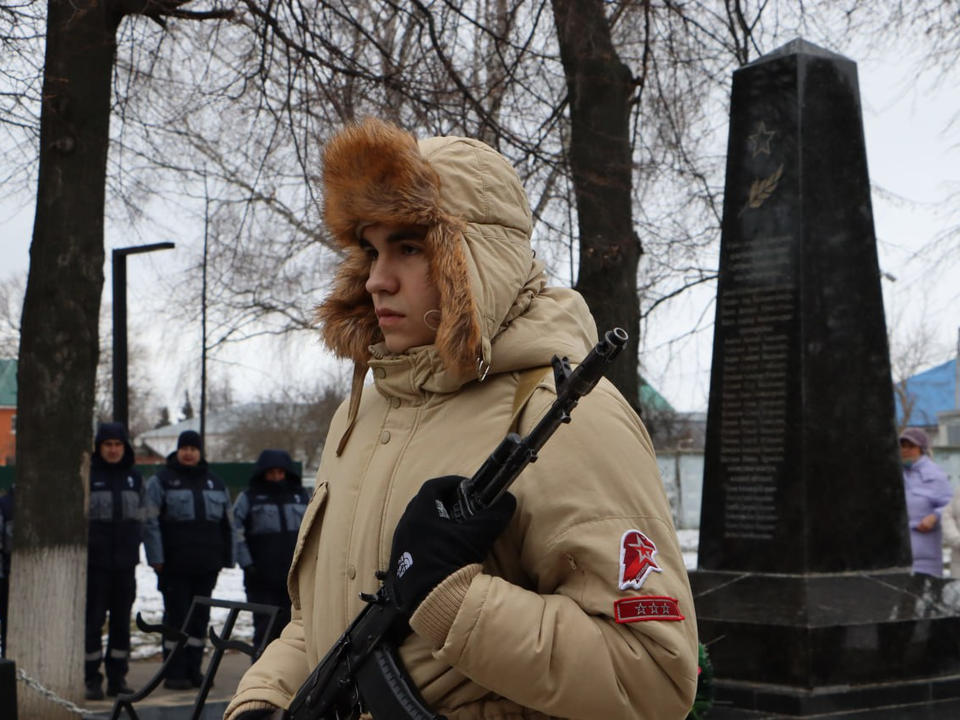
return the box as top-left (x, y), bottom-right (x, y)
top-left (550, 0), bottom-right (641, 411)
top-left (11, 0), bottom-right (119, 715)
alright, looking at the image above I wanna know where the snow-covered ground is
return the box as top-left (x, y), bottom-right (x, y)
top-left (128, 532), bottom-right (703, 658)
top-left (677, 528), bottom-right (700, 572)
top-left (130, 553), bottom-right (251, 660)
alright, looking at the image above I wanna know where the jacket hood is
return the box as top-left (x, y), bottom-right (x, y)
top-left (250, 449), bottom-right (302, 488)
top-left (315, 119), bottom-right (599, 454)
top-left (315, 118), bottom-right (538, 379)
top-left (93, 421), bottom-right (135, 468)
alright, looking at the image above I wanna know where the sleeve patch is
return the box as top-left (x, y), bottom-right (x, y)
top-left (618, 528), bottom-right (662, 590)
top-left (614, 596), bottom-right (685, 623)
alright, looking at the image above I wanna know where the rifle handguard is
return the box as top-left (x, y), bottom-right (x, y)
top-left (454, 327), bottom-right (627, 519)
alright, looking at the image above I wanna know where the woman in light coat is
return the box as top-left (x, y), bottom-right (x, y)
top-left (900, 427), bottom-right (953, 577)
top-left (226, 119), bottom-right (698, 720)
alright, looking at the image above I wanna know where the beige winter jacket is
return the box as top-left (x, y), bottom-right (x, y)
top-left (226, 122), bottom-right (698, 720)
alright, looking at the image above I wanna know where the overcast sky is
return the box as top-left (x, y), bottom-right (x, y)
top-left (2, 40), bottom-right (959, 416)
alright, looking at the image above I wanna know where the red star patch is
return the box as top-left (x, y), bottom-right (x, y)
top-left (618, 529), bottom-right (662, 590)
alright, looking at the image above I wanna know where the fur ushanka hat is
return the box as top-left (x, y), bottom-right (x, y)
top-left (315, 118), bottom-right (537, 454)
top-left (316, 118), bottom-right (480, 376)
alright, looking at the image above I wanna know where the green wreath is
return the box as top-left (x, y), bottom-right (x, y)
top-left (686, 642), bottom-right (715, 720)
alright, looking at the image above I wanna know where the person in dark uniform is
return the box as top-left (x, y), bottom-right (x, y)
top-left (0, 484), bottom-right (13, 659)
top-left (232, 449), bottom-right (310, 659)
top-left (85, 422), bottom-right (144, 700)
top-left (143, 429), bottom-right (234, 689)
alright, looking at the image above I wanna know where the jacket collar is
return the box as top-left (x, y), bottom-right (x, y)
top-left (368, 342), bottom-right (466, 402)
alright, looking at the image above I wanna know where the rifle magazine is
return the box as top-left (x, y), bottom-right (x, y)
top-left (355, 642), bottom-right (446, 720)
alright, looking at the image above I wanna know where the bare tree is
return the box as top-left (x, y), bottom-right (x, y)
top-left (220, 383), bottom-right (345, 470)
top-left (0, 274), bottom-right (25, 359)
top-left (550, 0), bottom-right (638, 403)
top-left (206, 372), bottom-right (235, 413)
top-left (827, 2), bottom-right (960, 299)
top-left (0, 272), bottom-right (159, 439)
top-left (889, 313), bottom-right (947, 431)
top-left (5, 3), bottom-right (939, 419)
top-left (93, 329), bottom-right (158, 439)
top-left (155, 405), bottom-right (172, 428)
top-left (10, 0), bottom-right (230, 714)
top-left (0, 1), bottom-right (45, 202)
top-left (146, 1), bottom-right (857, 411)
top-left (4, 1), bottom-right (872, 422)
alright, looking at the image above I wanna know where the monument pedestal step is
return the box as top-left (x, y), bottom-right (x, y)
top-left (710, 675), bottom-right (960, 718)
top-left (692, 570), bottom-right (960, 716)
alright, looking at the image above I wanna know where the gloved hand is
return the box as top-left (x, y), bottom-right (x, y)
top-left (384, 476), bottom-right (516, 618)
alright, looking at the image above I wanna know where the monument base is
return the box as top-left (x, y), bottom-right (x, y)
top-left (708, 676), bottom-right (960, 718)
top-left (690, 570), bottom-right (960, 717)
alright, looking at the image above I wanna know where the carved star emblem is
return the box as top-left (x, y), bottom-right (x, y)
top-left (748, 121), bottom-right (776, 157)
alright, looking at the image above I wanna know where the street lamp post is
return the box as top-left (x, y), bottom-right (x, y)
top-left (112, 242), bottom-right (175, 429)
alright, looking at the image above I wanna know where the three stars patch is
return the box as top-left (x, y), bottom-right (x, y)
top-left (614, 596), bottom-right (685, 624)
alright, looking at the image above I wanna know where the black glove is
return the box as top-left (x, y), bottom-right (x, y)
top-left (384, 475), bottom-right (516, 618)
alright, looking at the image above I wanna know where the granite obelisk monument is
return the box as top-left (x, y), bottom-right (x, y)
top-left (691, 39), bottom-right (960, 716)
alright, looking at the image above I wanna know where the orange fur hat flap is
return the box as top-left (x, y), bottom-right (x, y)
top-left (316, 118), bottom-right (480, 374)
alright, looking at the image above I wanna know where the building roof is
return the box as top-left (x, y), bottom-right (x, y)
top-left (135, 408), bottom-right (248, 457)
top-left (135, 402), bottom-right (307, 458)
top-left (639, 375), bottom-right (674, 413)
top-left (0, 359), bottom-right (16, 407)
top-left (897, 358), bottom-right (958, 426)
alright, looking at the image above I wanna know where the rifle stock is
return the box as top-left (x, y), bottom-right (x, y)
top-left (282, 328), bottom-right (628, 720)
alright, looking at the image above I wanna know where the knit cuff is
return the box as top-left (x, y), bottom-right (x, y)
top-left (225, 701), bottom-right (282, 720)
top-left (409, 563), bottom-right (482, 647)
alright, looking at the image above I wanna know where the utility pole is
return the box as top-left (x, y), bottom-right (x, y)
top-left (112, 243), bottom-right (175, 429)
top-left (200, 197), bottom-right (209, 441)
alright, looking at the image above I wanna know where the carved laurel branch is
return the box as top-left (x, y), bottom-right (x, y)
top-left (738, 163), bottom-right (784, 217)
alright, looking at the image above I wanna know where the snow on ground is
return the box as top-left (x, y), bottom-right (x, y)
top-left (677, 528), bottom-right (700, 571)
top-left (128, 531), bottom-right (703, 658)
top-left (130, 552), bottom-right (251, 660)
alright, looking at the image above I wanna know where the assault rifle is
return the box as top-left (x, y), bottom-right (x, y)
top-left (283, 328), bottom-right (628, 720)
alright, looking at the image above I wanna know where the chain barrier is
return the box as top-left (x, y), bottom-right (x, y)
top-left (15, 668), bottom-right (99, 717)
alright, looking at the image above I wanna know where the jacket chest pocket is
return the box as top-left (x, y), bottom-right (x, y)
top-left (89, 490), bottom-right (113, 521)
top-left (284, 502), bottom-right (307, 530)
top-left (165, 489), bottom-right (195, 522)
top-left (249, 504), bottom-right (282, 535)
top-left (120, 490), bottom-right (142, 521)
top-left (202, 490), bottom-right (227, 521)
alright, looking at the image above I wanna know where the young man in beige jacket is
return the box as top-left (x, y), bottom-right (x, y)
top-left (225, 118), bottom-right (698, 720)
